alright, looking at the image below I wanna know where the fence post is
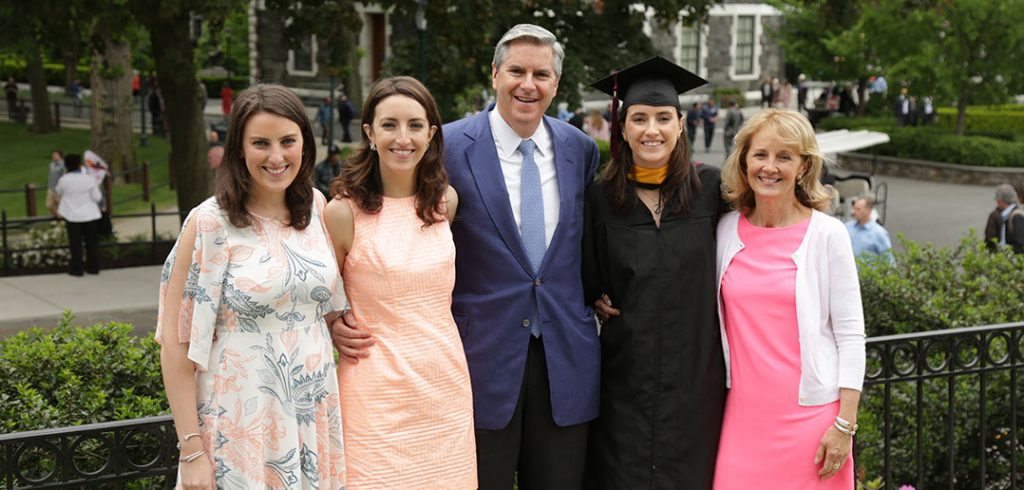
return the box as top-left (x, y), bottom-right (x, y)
top-left (142, 161), bottom-right (150, 201)
top-left (104, 175), bottom-right (114, 215)
top-left (167, 153), bottom-right (175, 190)
top-left (53, 101), bottom-right (60, 129)
top-left (2, 211), bottom-right (8, 276)
top-left (24, 183), bottom-right (37, 217)
top-left (150, 202), bottom-right (157, 264)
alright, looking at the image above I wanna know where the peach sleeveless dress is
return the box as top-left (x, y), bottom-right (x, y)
top-left (338, 196), bottom-right (476, 489)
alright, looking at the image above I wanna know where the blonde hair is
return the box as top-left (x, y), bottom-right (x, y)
top-left (721, 109), bottom-right (832, 214)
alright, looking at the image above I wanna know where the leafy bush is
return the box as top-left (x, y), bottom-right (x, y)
top-left (712, 87), bottom-right (744, 107)
top-left (855, 234), bottom-right (1024, 489)
top-left (199, 75), bottom-right (250, 100)
top-left (818, 117), bottom-right (1024, 167)
top-left (0, 312), bottom-right (166, 433)
top-left (10, 221), bottom-right (70, 269)
top-left (0, 57), bottom-right (90, 89)
top-left (936, 106), bottom-right (1024, 134)
top-left (859, 233), bottom-right (1024, 336)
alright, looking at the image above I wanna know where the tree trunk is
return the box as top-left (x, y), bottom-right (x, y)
top-left (63, 43), bottom-right (80, 95)
top-left (955, 93), bottom-right (968, 136)
top-left (24, 41), bottom-right (54, 134)
top-left (90, 38), bottom-right (136, 183)
top-left (133, 2), bottom-right (210, 215)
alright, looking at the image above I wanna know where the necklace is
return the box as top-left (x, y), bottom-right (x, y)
top-left (636, 188), bottom-right (663, 215)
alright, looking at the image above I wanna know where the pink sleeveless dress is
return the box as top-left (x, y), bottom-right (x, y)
top-left (714, 215), bottom-right (852, 489)
top-left (338, 196), bottom-right (476, 489)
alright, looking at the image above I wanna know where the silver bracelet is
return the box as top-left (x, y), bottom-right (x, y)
top-left (176, 432), bottom-right (200, 450)
top-left (833, 420), bottom-right (857, 437)
top-left (179, 448), bottom-right (206, 463)
top-left (835, 415), bottom-right (854, 430)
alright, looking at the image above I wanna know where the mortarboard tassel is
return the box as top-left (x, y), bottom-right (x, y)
top-left (610, 71), bottom-right (620, 159)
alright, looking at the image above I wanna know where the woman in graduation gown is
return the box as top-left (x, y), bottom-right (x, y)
top-left (583, 56), bottom-right (729, 489)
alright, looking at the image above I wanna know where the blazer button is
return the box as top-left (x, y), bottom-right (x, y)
top-left (522, 319), bottom-right (531, 328)
top-left (534, 279), bottom-right (542, 287)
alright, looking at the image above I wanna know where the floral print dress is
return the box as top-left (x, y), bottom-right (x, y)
top-left (157, 193), bottom-right (347, 489)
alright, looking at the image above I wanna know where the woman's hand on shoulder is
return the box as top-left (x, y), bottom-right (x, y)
top-left (323, 198), bottom-right (355, 259)
top-left (444, 185), bottom-right (459, 223)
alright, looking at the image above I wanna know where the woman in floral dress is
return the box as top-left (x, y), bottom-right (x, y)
top-left (157, 84), bottom-right (348, 489)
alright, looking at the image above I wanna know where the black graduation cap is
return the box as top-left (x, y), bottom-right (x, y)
top-left (591, 56), bottom-right (707, 156)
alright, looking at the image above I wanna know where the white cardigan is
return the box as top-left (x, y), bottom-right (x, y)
top-left (715, 210), bottom-right (866, 406)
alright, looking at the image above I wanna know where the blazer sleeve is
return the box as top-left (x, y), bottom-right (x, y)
top-left (1011, 213), bottom-right (1024, 253)
top-left (826, 220), bottom-right (867, 391)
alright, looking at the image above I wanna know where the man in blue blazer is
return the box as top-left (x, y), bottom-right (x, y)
top-left (332, 24), bottom-right (600, 489)
top-left (443, 24), bottom-right (600, 489)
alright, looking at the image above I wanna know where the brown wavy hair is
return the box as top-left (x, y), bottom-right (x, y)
top-left (601, 107), bottom-right (701, 215)
top-left (215, 84), bottom-right (316, 230)
top-left (721, 109), bottom-right (831, 215)
top-left (330, 76), bottom-right (447, 226)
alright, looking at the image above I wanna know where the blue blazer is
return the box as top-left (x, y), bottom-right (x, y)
top-left (444, 109), bottom-right (601, 430)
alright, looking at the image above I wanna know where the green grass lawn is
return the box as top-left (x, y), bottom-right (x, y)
top-left (0, 121), bottom-right (175, 218)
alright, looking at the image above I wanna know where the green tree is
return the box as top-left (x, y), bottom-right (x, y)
top-left (127, 0), bottom-right (244, 213)
top-left (194, 7), bottom-right (250, 78)
top-left (379, 0), bottom-right (721, 121)
top-left (87, 0), bottom-right (139, 178)
top-left (0, 0), bottom-right (56, 133)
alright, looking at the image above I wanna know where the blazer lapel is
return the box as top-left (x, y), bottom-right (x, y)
top-left (541, 118), bottom-right (577, 274)
top-left (464, 112), bottom-right (535, 275)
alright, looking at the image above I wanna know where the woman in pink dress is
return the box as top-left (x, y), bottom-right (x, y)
top-left (323, 76), bottom-right (476, 489)
top-left (714, 109), bottom-right (865, 489)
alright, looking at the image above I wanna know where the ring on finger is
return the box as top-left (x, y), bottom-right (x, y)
top-left (831, 462), bottom-right (841, 471)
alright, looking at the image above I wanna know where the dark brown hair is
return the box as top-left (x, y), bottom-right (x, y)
top-left (330, 76), bottom-right (448, 226)
top-left (215, 84), bottom-right (316, 230)
top-left (601, 107), bottom-right (701, 215)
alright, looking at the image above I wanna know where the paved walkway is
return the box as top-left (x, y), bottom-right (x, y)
top-left (0, 107), bottom-right (1000, 335)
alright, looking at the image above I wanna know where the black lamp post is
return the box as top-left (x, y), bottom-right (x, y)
top-left (415, 0), bottom-right (428, 82)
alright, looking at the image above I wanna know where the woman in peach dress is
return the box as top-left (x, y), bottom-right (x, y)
top-left (157, 85), bottom-right (347, 489)
top-left (323, 76), bottom-right (476, 489)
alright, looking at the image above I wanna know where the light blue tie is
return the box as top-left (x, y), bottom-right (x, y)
top-left (519, 139), bottom-right (545, 337)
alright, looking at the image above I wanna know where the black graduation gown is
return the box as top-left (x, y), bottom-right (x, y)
top-left (582, 165), bottom-right (727, 489)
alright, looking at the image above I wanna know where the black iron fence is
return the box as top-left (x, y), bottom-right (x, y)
top-left (1, 324), bottom-right (1022, 488)
top-left (0, 416), bottom-right (176, 489)
top-left (857, 321), bottom-right (1024, 489)
top-left (0, 204), bottom-right (180, 276)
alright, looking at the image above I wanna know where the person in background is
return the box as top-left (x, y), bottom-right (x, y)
top-left (723, 100), bottom-right (745, 157)
top-left (205, 145), bottom-right (223, 171)
top-left (585, 55), bottom-right (727, 489)
top-left (315, 144), bottom-right (343, 198)
top-left (715, 109), bottom-right (864, 489)
top-left (219, 82), bottom-right (233, 117)
top-left (4, 77), bottom-right (18, 118)
top-left (568, 107), bottom-right (586, 130)
top-left (583, 109), bottom-right (610, 142)
top-left (54, 154), bottom-right (102, 276)
top-left (46, 150), bottom-right (66, 216)
top-left (686, 101), bottom-right (701, 147)
top-left (990, 183), bottom-right (1024, 253)
top-left (70, 78), bottom-right (82, 116)
top-left (797, 74), bottom-right (809, 114)
top-left (156, 84), bottom-right (347, 488)
top-left (845, 195), bottom-right (893, 263)
top-left (338, 94), bottom-right (356, 143)
top-left (317, 97), bottom-right (333, 145)
top-left (701, 98), bottom-right (719, 152)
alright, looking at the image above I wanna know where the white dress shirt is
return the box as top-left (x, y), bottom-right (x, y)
top-left (489, 108), bottom-right (560, 247)
top-left (55, 171), bottom-right (102, 223)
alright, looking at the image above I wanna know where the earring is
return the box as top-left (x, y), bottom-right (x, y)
top-left (369, 142), bottom-right (377, 151)
top-left (426, 143), bottom-right (430, 150)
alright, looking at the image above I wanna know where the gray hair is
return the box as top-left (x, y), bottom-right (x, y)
top-left (492, 24), bottom-right (564, 78)
top-left (996, 183), bottom-right (1019, 204)
top-left (855, 195), bottom-right (875, 209)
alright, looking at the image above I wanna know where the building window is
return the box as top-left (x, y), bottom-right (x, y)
top-left (679, 25), bottom-right (700, 73)
top-left (287, 34), bottom-right (317, 76)
top-left (734, 16), bottom-right (755, 76)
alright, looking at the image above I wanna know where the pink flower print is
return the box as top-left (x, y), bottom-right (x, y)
top-left (235, 276), bottom-right (270, 293)
top-left (305, 353), bottom-right (323, 372)
top-left (229, 244), bottom-right (256, 262)
top-left (281, 329), bottom-right (299, 354)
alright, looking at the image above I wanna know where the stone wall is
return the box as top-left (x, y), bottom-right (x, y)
top-left (838, 153), bottom-right (1024, 186)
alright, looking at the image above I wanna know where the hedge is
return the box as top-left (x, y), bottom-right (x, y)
top-left (0, 57), bottom-right (90, 89)
top-left (199, 75), bottom-right (251, 100)
top-left (936, 106), bottom-right (1024, 134)
top-left (818, 117), bottom-right (1024, 167)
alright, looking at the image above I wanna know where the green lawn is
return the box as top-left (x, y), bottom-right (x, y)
top-left (0, 121), bottom-right (175, 218)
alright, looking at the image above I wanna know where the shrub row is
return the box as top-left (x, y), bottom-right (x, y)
top-left (0, 57), bottom-right (90, 89)
top-left (818, 116), bottom-right (1024, 167)
top-left (936, 106), bottom-right (1024, 134)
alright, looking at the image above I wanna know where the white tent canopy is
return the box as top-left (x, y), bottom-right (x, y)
top-left (815, 129), bottom-right (890, 155)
